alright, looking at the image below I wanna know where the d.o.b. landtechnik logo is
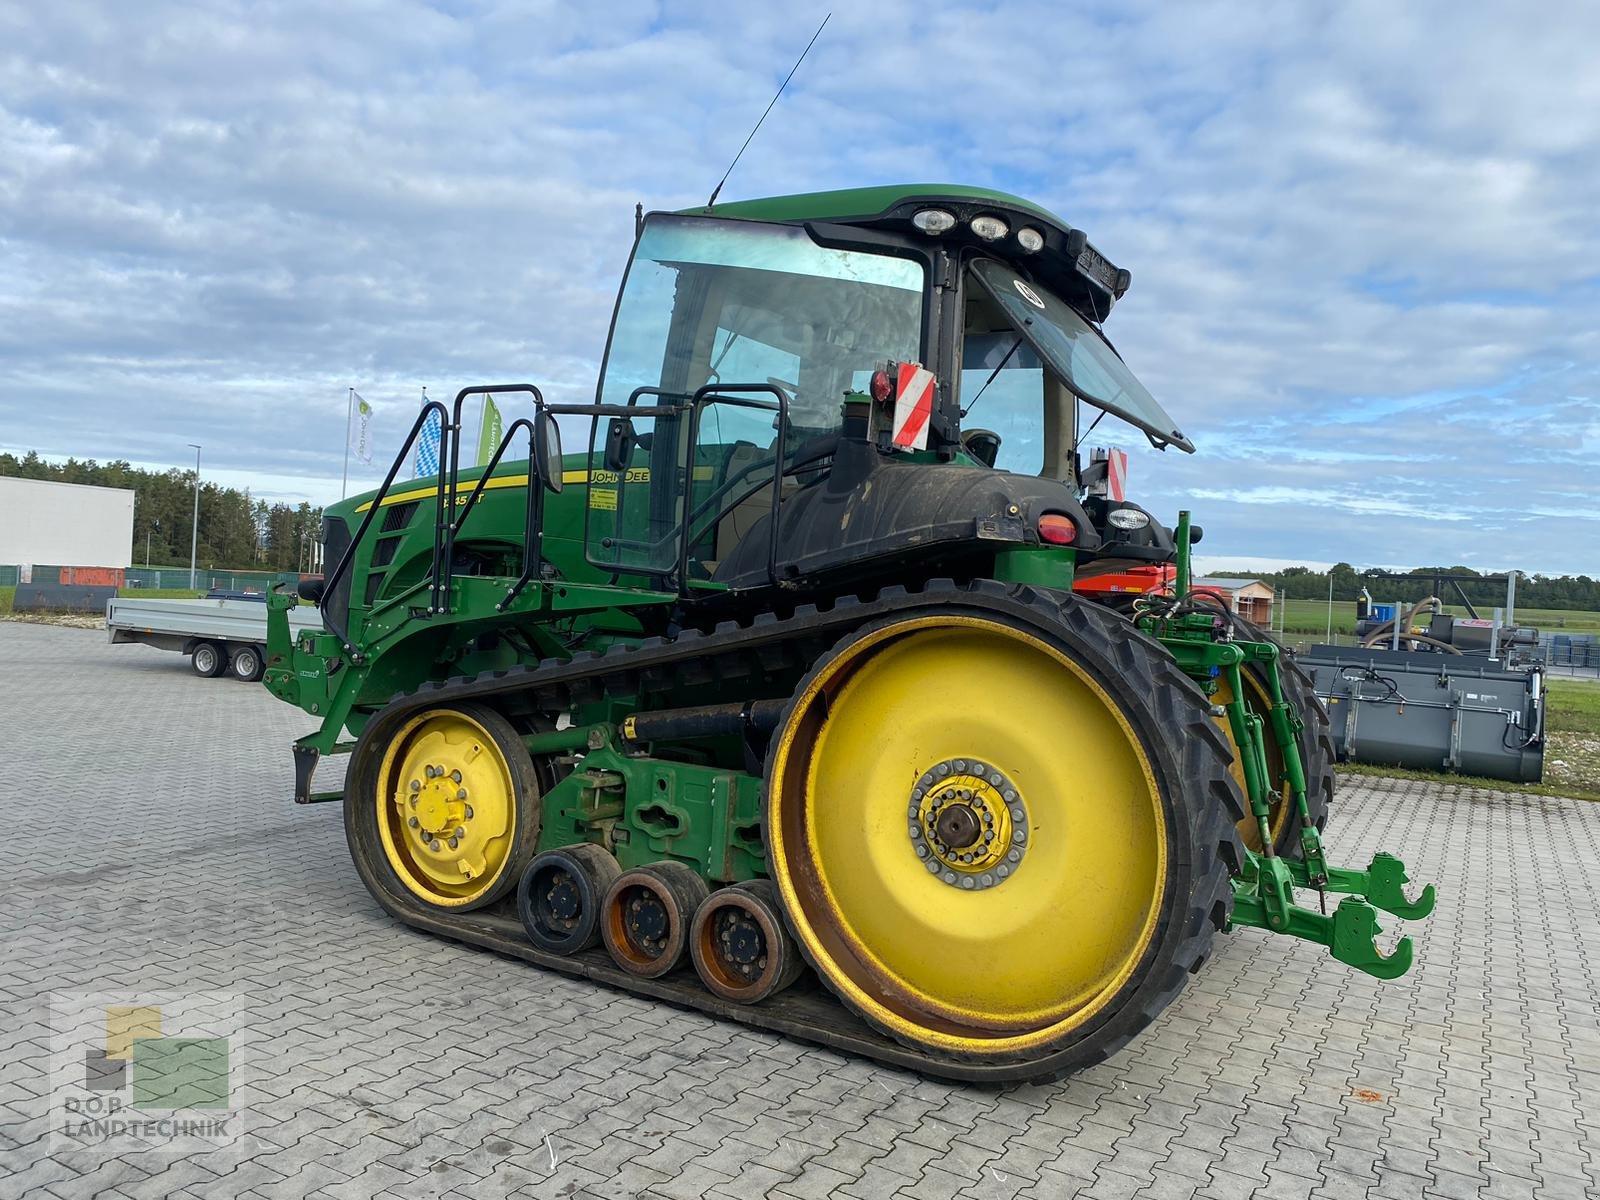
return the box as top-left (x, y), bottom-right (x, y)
top-left (49, 992), bottom-right (245, 1152)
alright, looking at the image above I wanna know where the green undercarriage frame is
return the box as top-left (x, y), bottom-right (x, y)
top-left (267, 511), bottom-right (1434, 983)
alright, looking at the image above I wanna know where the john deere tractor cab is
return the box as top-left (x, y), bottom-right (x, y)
top-left (587, 189), bottom-right (1184, 596)
top-left (267, 185), bottom-right (1434, 1083)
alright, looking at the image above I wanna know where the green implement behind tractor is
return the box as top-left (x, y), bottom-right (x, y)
top-left (266, 184), bottom-right (1435, 1082)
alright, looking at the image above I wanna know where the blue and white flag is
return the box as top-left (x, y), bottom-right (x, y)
top-left (414, 407), bottom-right (443, 478)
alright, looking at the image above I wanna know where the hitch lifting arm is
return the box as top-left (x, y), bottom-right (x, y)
top-left (1152, 511), bottom-right (1437, 981)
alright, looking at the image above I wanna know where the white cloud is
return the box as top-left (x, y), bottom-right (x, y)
top-left (1, 0), bottom-right (1597, 573)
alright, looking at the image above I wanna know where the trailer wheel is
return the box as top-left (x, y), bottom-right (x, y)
top-left (230, 644), bottom-right (264, 682)
top-left (191, 641), bottom-right (227, 678)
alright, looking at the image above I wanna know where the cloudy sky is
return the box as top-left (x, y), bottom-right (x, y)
top-left (2, 1), bottom-right (1597, 574)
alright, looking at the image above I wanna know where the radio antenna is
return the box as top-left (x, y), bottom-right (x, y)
top-left (705, 13), bottom-right (830, 209)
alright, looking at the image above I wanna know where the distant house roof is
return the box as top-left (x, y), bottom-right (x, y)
top-left (1193, 577), bottom-right (1267, 592)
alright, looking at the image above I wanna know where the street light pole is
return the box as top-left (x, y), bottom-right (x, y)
top-left (188, 443), bottom-right (202, 590)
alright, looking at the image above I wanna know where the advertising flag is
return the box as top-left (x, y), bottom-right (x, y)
top-left (350, 391), bottom-right (374, 465)
top-left (414, 407), bottom-right (443, 479)
top-left (476, 395), bottom-right (503, 467)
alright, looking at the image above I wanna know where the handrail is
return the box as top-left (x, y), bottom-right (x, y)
top-left (448, 414), bottom-right (553, 613)
top-left (320, 398), bottom-right (452, 652)
top-left (442, 385), bottom-right (546, 615)
top-left (680, 382), bottom-right (790, 593)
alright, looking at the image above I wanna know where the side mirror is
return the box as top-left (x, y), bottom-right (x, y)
top-left (961, 428), bottom-right (1002, 469)
top-left (539, 413), bottom-right (564, 493)
top-left (603, 416), bottom-right (635, 473)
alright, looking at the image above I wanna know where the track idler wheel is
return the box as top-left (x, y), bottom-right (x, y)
top-left (601, 862), bottom-right (709, 978)
top-left (690, 880), bottom-right (805, 1003)
top-left (518, 844), bottom-right (621, 955)
top-left (347, 703), bottom-right (542, 913)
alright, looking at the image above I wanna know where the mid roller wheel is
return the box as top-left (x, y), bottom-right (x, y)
top-left (764, 589), bottom-right (1243, 1079)
top-left (601, 862), bottom-right (709, 979)
top-left (518, 844), bottom-right (621, 955)
top-left (690, 879), bottom-right (805, 1003)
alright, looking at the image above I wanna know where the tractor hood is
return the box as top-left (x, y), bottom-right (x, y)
top-left (711, 456), bottom-right (1100, 590)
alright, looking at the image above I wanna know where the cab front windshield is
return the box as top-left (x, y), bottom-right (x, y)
top-left (592, 214), bottom-right (924, 576)
top-left (599, 215), bottom-right (925, 433)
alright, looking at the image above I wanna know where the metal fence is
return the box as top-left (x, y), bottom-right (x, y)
top-left (1541, 634), bottom-right (1600, 678)
top-left (2, 565), bottom-right (301, 593)
top-left (122, 567), bottom-right (300, 592)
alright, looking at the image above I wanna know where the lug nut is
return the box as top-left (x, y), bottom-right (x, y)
top-left (410, 779), bottom-right (422, 792)
top-left (457, 788), bottom-right (467, 800)
top-left (451, 770), bottom-right (462, 784)
top-left (464, 805), bottom-right (474, 819)
top-left (408, 816), bottom-right (419, 828)
top-left (429, 839), bottom-right (441, 852)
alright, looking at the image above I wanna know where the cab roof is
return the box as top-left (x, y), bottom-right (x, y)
top-left (684, 183), bottom-right (1071, 232)
top-left (679, 183), bottom-right (1130, 319)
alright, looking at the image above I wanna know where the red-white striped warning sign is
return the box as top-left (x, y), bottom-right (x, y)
top-left (1106, 447), bottom-right (1128, 502)
top-left (892, 362), bottom-right (934, 450)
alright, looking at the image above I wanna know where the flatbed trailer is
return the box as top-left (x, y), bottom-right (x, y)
top-left (106, 596), bottom-right (321, 682)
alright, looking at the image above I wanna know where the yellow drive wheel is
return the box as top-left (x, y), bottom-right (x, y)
top-left (766, 594), bottom-right (1244, 1074)
top-left (348, 703), bottom-right (541, 914)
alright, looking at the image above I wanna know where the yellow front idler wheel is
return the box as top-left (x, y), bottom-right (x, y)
top-left (350, 703), bottom-right (542, 913)
top-left (765, 602), bottom-right (1233, 1070)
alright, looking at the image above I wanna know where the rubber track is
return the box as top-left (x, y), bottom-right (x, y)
top-left (359, 579), bottom-right (1248, 1084)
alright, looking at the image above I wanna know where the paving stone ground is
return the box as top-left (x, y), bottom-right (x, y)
top-left (2, 621), bottom-right (1598, 1200)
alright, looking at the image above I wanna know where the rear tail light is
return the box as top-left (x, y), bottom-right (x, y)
top-left (1037, 514), bottom-right (1077, 545)
top-left (869, 368), bottom-right (894, 404)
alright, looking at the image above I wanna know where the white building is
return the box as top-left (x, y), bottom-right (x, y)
top-left (0, 476), bottom-right (135, 569)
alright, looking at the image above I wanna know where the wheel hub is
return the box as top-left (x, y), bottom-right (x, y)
top-left (909, 758), bottom-right (1029, 891)
top-left (406, 764), bottom-right (472, 850)
top-left (624, 887), bottom-right (670, 955)
top-left (546, 873), bottom-right (581, 923)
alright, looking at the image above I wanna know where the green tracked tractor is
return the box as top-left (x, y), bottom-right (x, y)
top-left (266, 184), bottom-right (1435, 1082)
